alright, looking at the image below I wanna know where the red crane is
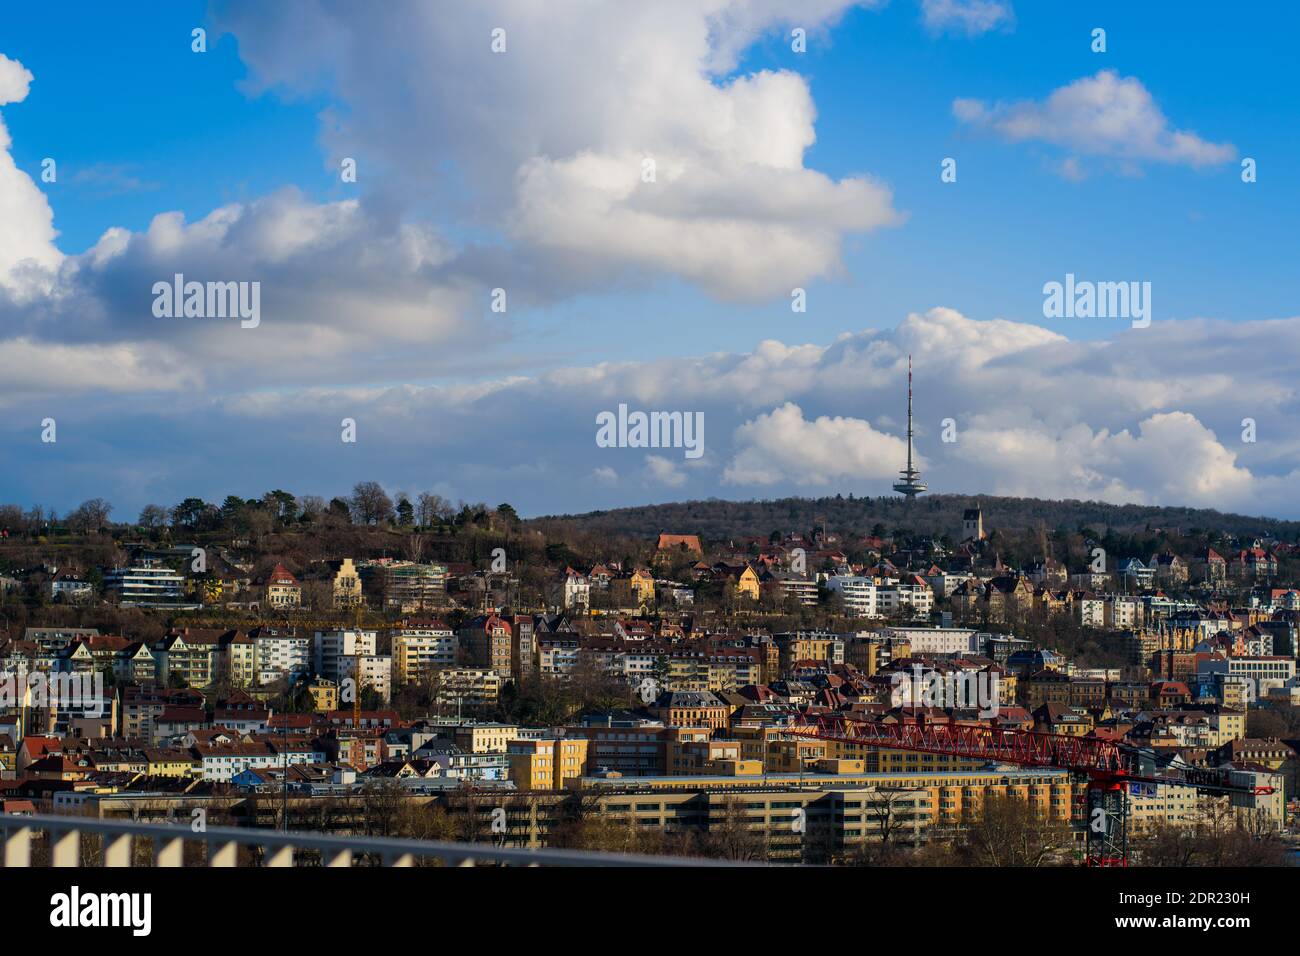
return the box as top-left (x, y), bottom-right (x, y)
top-left (784, 713), bottom-right (1276, 866)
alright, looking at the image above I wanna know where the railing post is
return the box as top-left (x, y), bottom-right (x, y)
top-left (324, 848), bottom-right (352, 867)
top-left (103, 833), bottom-right (132, 867)
top-left (264, 845), bottom-right (294, 867)
top-left (154, 835), bottom-right (184, 867)
top-left (208, 840), bottom-right (238, 867)
top-left (3, 826), bottom-right (31, 867)
top-left (385, 852), bottom-right (414, 867)
top-left (51, 829), bottom-right (80, 867)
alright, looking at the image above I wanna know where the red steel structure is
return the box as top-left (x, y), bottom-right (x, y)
top-left (785, 713), bottom-right (1275, 866)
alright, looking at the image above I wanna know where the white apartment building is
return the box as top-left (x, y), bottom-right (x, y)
top-left (105, 561), bottom-right (197, 609)
top-left (925, 571), bottom-right (971, 598)
top-left (253, 628), bottom-right (312, 685)
top-left (338, 653), bottom-right (393, 703)
top-left (878, 582), bottom-right (933, 619)
top-left (1199, 656), bottom-right (1297, 702)
top-left (562, 571), bottom-right (591, 612)
top-left (314, 629), bottom-right (378, 682)
top-left (880, 626), bottom-right (979, 656)
top-left (1104, 595), bottom-right (1144, 630)
top-left (824, 576), bottom-right (878, 617)
top-left (196, 743), bottom-right (326, 783)
top-left (1077, 596), bottom-right (1106, 627)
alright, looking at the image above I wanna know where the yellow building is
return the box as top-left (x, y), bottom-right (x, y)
top-left (145, 750), bottom-right (198, 778)
top-left (332, 558), bottom-right (363, 609)
top-left (225, 633), bottom-right (256, 687)
top-left (454, 723), bottom-right (519, 754)
top-left (845, 638), bottom-right (911, 677)
top-left (765, 736), bottom-right (830, 772)
top-left (662, 651), bottom-right (762, 692)
top-left (393, 627), bottom-right (456, 685)
top-left (307, 678), bottom-right (339, 712)
top-left (577, 768), bottom-right (1078, 861)
top-left (429, 767), bottom-right (1081, 858)
top-left (629, 569), bottom-right (656, 606)
top-left (776, 633), bottom-right (844, 671)
top-left (509, 737), bottom-right (589, 790)
top-left (735, 565), bottom-right (760, 601)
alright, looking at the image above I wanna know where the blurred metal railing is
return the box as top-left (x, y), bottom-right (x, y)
top-left (0, 813), bottom-right (728, 867)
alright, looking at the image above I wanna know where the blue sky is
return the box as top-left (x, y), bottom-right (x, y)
top-left (1, 1), bottom-right (1297, 520)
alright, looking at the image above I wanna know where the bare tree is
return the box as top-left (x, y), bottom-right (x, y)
top-left (951, 794), bottom-right (1072, 867)
top-left (350, 482), bottom-right (394, 526)
top-left (416, 492), bottom-right (452, 528)
top-left (866, 785), bottom-right (925, 845)
top-left (704, 797), bottom-right (768, 862)
top-left (299, 495), bottom-right (326, 520)
top-left (137, 504), bottom-right (168, 529)
top-left (404, 530), bottom-right (426, 562)
top-left (1132, 800), bottom-right (1290, 866)
top-left (67, 498), bottom-right (113, 534)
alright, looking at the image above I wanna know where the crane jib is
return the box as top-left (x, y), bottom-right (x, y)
top-left (787, 717), bottom-right (1273, 796)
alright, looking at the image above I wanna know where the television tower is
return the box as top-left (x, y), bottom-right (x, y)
top-left (892, 355), bottom-right (927, 500)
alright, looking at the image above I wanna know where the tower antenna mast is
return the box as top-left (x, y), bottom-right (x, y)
top-left (892, 355), bottom-right (927, 501)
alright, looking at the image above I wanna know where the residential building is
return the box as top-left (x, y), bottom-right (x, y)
top-left (262, 563), bottom-right (301, 609)
top-left (106, 560), bottom-right (196, 609)
top-left (508, 737), bottom-right (589, 791)
top-left (314, 629), bottom-right (378, 682)
top-left (393, 620), bottom-right (457, 685)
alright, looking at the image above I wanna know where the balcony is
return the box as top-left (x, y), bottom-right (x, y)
top-left (1, 813), bottom-right (721, 868)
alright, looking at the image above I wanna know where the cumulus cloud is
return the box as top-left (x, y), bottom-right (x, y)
top-left (920, 0), bottom-right (1013, 36)
top-left (189, 307), bottom-right (1299, 519)
top-left (724, 402), bottom-right (912, 485)
top-left (5, 302), bottom-right (1299, 518)
top-left (948, 412), bottom-right (1258, 508)
top-left (212, 0), bottom-right (901, 301)
top-left (0, 337), bottom-right (196, 404)
top-left (0, 54), bottom-right (61, 293)
top-left (0, 187), bottom-right (485, 400)
top-left (954, 70), bottom-right (1236, 173)
top-left (0, 53), bottom-right (34, 104)
top-left (646, 455), bottom-right (688, 487)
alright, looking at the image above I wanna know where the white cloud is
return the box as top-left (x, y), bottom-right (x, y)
top-left (724, 402), bottom-right (913, 485)
top-left (646, 455), bottom-right (688, 487)
top-left (191, 306), bottom-right (1300, 518)
top-left (6, 302), bottom-right (1300, 518)
top-left (0, 54), bottom-right (34, 104)
top-left (0, 187), bottom-right (483, 399)
top-left (954, 70), bottom-right (1236, 172)
top-left (920, 0), bottom-right (1013, 36)
top-left (948, 412), bottom-right (1258, 509)
top-left (0, 337), bottom-right (196, 405)
top-left (0, 54), bottom-right (61, 293)
top-left (213, 1), bottom-right (901, 301)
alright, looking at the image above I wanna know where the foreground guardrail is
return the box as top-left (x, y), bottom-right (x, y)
top-left (0, 813), bottom-right (732, 867)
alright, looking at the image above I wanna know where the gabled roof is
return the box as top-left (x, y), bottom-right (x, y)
top-left (265, 563), bottom-right (300, 587)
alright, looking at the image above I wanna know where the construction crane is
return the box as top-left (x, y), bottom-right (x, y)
top-left (784, 713), bottom-right (1276, 866)
top-left (350, 605), bottom-right (365, 749)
